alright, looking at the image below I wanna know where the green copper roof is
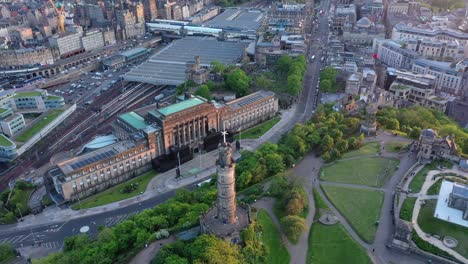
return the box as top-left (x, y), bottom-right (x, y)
top-left (119, 112), bottom-right (147, 130)
top-left (157, 97), bottom-right (205, 116)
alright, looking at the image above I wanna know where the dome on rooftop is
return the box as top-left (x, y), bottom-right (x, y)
top-left (357, 17), bottom-right (372, 28)
top-left (421, 128), bottom-right (438, 138)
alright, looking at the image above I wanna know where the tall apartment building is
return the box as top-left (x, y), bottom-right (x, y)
top-left (332, 4), bottom-right (357, 33)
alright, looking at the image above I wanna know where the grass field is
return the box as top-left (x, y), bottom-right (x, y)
top-left (399, 197), bottom-right (416, 221)
top-left (257, 209), bottom-right (290, 264)
top-left (385, 141), bottom-right (410, 153)
top-left (408, 161), bottom-right (453, 193)
top-left (417, 200), bottom-right (468, 258)
top-left (234, 117), bottom-right (280, 140)
top-left (71, 170), bottom-right (157, 210)
top-left (15, 109), bottom-right (64, 143)
top-left (320, 157), bottom-right (399, 187)
top-left (322, 185), bottom-right (384, 243)
top-left (342, 141), bottom-right (380, 158)
top-left (306, 223), bottom-right (372, 264)
top-left (427, 179), bottom-right (443, 195)
top-left (0, 134), bottom-right (13, 147)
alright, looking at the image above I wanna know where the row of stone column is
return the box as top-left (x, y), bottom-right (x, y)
top-left (173, 116), bottom-right (208, 147)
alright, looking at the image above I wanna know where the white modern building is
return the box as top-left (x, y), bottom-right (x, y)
top-left (412, 59), bottom-right (466, 96)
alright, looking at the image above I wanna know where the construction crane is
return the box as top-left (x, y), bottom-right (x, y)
top-left (49, 0), bottom-right (65, 33)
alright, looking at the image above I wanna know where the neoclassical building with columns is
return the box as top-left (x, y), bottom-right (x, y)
top-left (46, 91), bottom-right (278, 203)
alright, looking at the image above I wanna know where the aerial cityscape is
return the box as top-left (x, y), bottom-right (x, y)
top-left (0, 0), bottom-right (467, 263)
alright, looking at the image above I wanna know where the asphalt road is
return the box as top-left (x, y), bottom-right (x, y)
top-left (0, 181), bottom-right (205, 249)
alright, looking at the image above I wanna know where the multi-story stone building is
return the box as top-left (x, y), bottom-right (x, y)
top-left (332, 4), bottom-right (357, 33)
top-left (412, 59), bottom-right (466, 96)
top-left (392, 22), bottom-right (468, 44)
top-left (142, 0), bottom-right (157, 21)
top-left (81, 29), bottom-right (105, 52)
top-left (116, 9), bottom-right (145, 40)
top-left (0, 46), bottom-right (54, 68)
top-left (48, 31), bottom-right (84, 58)
top-left (221, 90), bottom-right (278, 132)
top-left (389, 73), bottom-right (449, 112)
top-left (373, 38), bottom-right (419, 70)
top-left (47, 91), bottom-right (278, 202)
top-left (342, 17), bottom-right (385, 45)
top-left (416, 128), bottom-right (458, 160)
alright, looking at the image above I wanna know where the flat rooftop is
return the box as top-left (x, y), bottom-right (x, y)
top-left (434, 181), bottom-right (468, 228)
top-left (204, 8), bottom-right (264, 31)
top-left (119, 111), bottom-right (148, 130)
top-left (156, 97), bottom-right (206, 117)
top-left (120, 47), bottom-right (148, 59)
top-left (227, 90), bottom-right (275, 110)
top-left (58, 141), bottom-right (136, 175)
top-left (124, 37), bottom-right (248, 85)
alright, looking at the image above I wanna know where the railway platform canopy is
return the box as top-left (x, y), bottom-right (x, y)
top-left (123, 37), bottom-right (248, 86)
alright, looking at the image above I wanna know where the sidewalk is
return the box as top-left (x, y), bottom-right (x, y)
top-left (3, 106), bottom-right (298, 231)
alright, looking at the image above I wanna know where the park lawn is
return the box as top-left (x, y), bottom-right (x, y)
top-left (320, 157), bottom-right (399, 187)
top-left (306, 223), bottom-right (372, 264)
top-left (257, 209), bottom-right (291, 264)
top-left (399, 197), bottom-right (416, 221)
top-left (15, 109), bottom-right (64, 143)
top-left (385, 141), bottom-right (410, 153)
top-left (71, 170), bottom-right (157, 210)
top-left (417, 200), bottom-right (468, 258)
top-left (427, 179), bottom-right (443, 195)
top-left (342, 141), bottom-right (380, 158)
top-left (234, 117), bottom-right (280, 140)
top-left (322, 185), bottom-right (384, 243)
top-left (408, 160), bottom-right (453, 193)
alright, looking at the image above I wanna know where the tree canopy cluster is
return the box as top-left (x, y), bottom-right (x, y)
top-left (0, 243), bottom-right (16, 263)
top-left (154, 221), bottom-right (268, 264)
top-left (319, 67), bottom-right (338, 93)
top-left (236, 104), bottom-right (364, 190)
top-left (377, 106), bottom-right (468, 154)
top-left (269, 175), bottom-right (308, 242)
top-left (275, 55), bottom-right (307, 96)
top-left (34, 185), bottom-right (217, 264)
top-left (0, 180), bottom-right (35, 224)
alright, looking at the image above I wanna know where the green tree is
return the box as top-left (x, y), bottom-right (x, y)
top-left (280, 215), bottom-right (307, 243)
top-left (211, 61), bottom-right (226, 74)
top-left (226, 69), bottom-right (250, 97)
top-left (319, 79), bottom-right (332, 92)
top-left (387, 118), bottom-right (400, 130)
top-left (276, 55), bottom-right (293, 77)
top-left (264, 153), bottom-right (285, 175)
top-left (287, 74), bottom-right (302, 95)
top-left (320, 135), bottom-right (334, 153)
top-left (0, 243), bottom-right (15, 263)
top-left (195, 85), bottom-right (211, 100)
top-left (254, 75), bottom-right (272, 89)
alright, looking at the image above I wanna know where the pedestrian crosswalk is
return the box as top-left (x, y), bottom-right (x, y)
top-left (42, 241), bottom-right (62, 249)
top-left (105, 211), bottom-right (141, 227)
top-left (0, 235), bottom-right (26, 244)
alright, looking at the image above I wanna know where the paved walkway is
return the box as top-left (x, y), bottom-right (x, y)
top-left (128, 236), bottom-right (175, 264)
top-left (411, 166), bottom-right (468, 264)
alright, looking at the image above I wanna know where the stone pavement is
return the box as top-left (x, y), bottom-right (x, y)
top-left (411, 166), bottom-right (468, 264)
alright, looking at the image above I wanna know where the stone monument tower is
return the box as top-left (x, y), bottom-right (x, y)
top-left (216, 139), bottom-right (236, 224)
top-left (200, 131), bottom-right (250, 242)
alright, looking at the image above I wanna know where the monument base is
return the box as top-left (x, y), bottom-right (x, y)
top-left (200, 205), bottom-right (251, 244)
